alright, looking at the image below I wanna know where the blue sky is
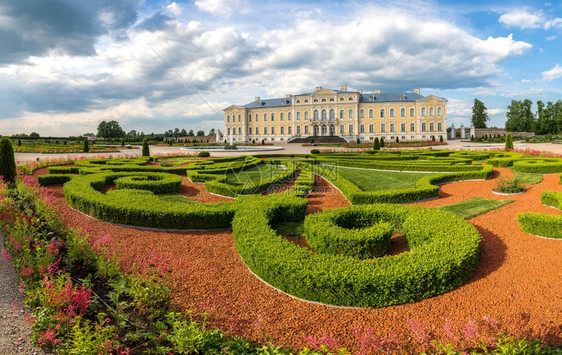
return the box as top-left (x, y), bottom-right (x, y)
top-left (1, 0), bottom-right (562, 136)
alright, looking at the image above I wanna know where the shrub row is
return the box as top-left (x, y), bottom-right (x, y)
top-left (63, 172), bottom-right (236, 229)
top-left (204, 161), bottom-right (298, 197)
top-left (284, 162), bottom-right (315, 198)
top-left (320, 164), bottom-right (493, 204)
top-left (517, 213), bottom-right (562, 239)
top-left (316, 158), bottom-right (485, 172)
top-left (511, 158), bottom-right (562, 173)
top-left (304, 207), bottom-right (394, 259)
top-left (233, 203), bottom-right (481, 307)
top-left (484, 152), bottom-right (525, 167)
top-left (72, 157), bottom-right (187, 175)
top-left (114, 173), bottom-right (182, 194)
top-left (186, 156), bottom-right (263, 174)
top-left (37, 174), bottom-right (73, 186)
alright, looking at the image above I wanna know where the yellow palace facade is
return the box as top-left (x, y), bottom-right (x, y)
top-left (223, 86), bottom-right (447, 143)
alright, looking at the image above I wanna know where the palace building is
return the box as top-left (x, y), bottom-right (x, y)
top-left (223, 85), bottom-right (447, 143)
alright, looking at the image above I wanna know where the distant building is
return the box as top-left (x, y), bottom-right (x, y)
top-left (223, 86), bottom-right (447, 143)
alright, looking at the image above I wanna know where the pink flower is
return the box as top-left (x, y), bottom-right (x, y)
top-left (1, 248), bottom-right (12, 262)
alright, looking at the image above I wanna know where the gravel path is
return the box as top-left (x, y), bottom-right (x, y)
top-left (0, 232), bottom-right (48, 355)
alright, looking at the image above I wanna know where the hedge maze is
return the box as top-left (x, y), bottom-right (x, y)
top-left (35, 149), bottom-right (562, 306)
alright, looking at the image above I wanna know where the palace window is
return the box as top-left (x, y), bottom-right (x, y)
top-left (288, 112), bottom-right (292, 121)
top-left (340, 97), bottom-right (344, 101)
top-left (430, 122), bottom-right (434, 131)
top-left (264, 127), bottom-right (268, 134)
top-left (313, 110), bottom-right (319, 121)
top-left (227, 115), bottom-right (230, 123)
top-left (249, 127), bottom-right (252, 135)
top-left (360, 109), bottom-right (365, 118)
top-left (389, 108), bottom-right (395, 118)
top-left (360, 124), bottom-right (365, 133)
top-left (304, 126), bottom-right (309, 134)
top-left (348, 97), bottom-right (353, 101)
top-left (297, 112), bottom-right (301, 120)
top-left (340, 109), bottom-right (344, 119)
top-left (438, 122), bottom-right (442, 131)
top-left (422, 122), bottom-right (426, 132)
top-left (410, 123), bottom-right (415, 132)
top-left (421, 107), bottom-right (426, 116)
top-left (369, 109), bottom-right (374, 118)
top-left (400, 108), bottom-right (405, 117)
top-left (288, 126), bottom-right (292, 135)
top-left (429, 107), bottom-right (434, 116)
top-left (348, 124), bottom-right (353, 133)
top-left (280, 112), bottom-right (284, 121)
top-left (381, 123), bottom-right (386, 133)
top-left (321, 109), bottom-right (327, 120)
top-left (348, 109), bottom-right (353, 118)
top-left (380, 108), bottom-right (385, 118)
top-left (329, 98), bottom-right (334, 102)
top-left (297, 100), bottom-right (301, 103)
top-left (390, 123), bottom-right (395, 132)
top-left (238, 127), bottom-right (241, 134)
top-left (249, 114), bottom-right (252, 122)
top-left (401, 123), bottom-right (406, 132)
top-left (321, 98), bottom-right (326, 102)
top-left (410, 108), bottom-right (415, 117)
top-left (264, 113), bottom-right (268, 122)
top-left (296, 126), bottom-right (301, 134)
top-left (280, 126), bottom-right (284, 134)
top-left (437, 107), bottom-right (442, 116)
top-left (304, 111), bottom-right (309, 120)
top-left (271, 126), bottom-right (275, 135)
top-left (369, 124), bottom-right (374, 133)
top-left (313, 99), bottom-right (318, 102)
top-left (271, 112), bottom-right (275, 121)
top-left (340, 124), bottom-right (344, 134)
top-left (255, 113), bottom-right (259, 122)
top-left (238, 114), bottom-right (241, 122)
top-left (304, 99), bottom-right (309, 103)
top-left (255, 127), bottom-right (259, 135)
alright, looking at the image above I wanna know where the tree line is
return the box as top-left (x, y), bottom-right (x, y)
top-left (96, 120), bottom-right (216, 140)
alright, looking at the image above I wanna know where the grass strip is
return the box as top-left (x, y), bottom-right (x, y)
top-left (435, 198), bottom-right (513, 220)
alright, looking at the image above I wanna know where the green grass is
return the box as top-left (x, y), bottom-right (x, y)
top-left (509, 169), bottom-right (543, 185)
top-left (435, 197), bottom-right (513, 220)
top-left (273, 221), bottom-right (304, 236)
top-left (160, 157), bottom-right (200, 166)
top-left (225, 163), bottom-right (288, 185)
top-left (335, 166), bottom-right (437, 191)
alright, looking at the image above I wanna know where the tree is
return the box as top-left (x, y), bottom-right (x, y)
top-left (142, 138), bottom-right (150, 157)
top-left (29, 132), bottom-right (40, 138)
top-left (380, 137), bottom-right (385, 147)
top-left (209, 128), bottom-right (216, 136)
top-left (505, 99), bottom-right (535, 132)
top-left (395, 136), bottom-right (399, 143)
top-left (373, 137), bottom-right (380, 150)
top-left (97, 120), bottom-right (125, 138)
top-left (471, 99), bottom-right (489, 128)
top-left (439, 135), bottom-right (444, 143)
top-left (0, 137), bottom-right (17, 183)
top-left (173, 128), bottom-right (180, 138)
top-left (180, 129), bottom-right (188, 136)
top-left (83, 139), bottom-right (89, 153)
top-left (505, 133), bottom-right (513, 150)
top-left (187, 129), bottom-right (195, 136)
top-left (196, 130), bottom-right (205, 136)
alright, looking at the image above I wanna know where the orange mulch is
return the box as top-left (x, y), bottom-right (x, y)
top-left (33, 167), bottom-right (562, 353)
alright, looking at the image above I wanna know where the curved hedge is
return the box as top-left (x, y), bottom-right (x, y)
top-left (511, 158), bottom-right (562, 173)
top-left (233, 203), bottom-right (481, 307)
top-left (304, 207), bottom-right (393, 259)
top-left (517, 188), bottom-right (562, 239)
top-left (114, 173), bottom-right (182, 194)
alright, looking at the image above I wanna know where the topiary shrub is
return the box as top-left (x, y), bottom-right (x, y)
top-left (505, 133), bottom-right (514, 150)
top-left (356, 137), bottom-right (361, 144)
top-left (0, 137), bottom-right (17, 183)
top-left (440, 135), bottom-right (444, 143)
top-left (380, 137), bottom-right (385, 147)
top-left (373, 137), bottom-right (380, 151)
top-left (142, 138), bottom-right (150, 157)
top-left (310, 149), bottom-right (320, 154)
top-left (396, 137), bottom-right (399, 143)
top-left (198, 151), bottom-right (210, 157)
top-left (83, 139), bottom-right (89, 153)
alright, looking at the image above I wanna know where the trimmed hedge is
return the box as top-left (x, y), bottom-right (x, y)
top-left (511, 158), bottom-right (562, 173)
top-left (233, 202), bottom-right (481, 307)
top-left (114, 173), bottom-right (182, 194)
top-left (284, 162), bottom-right (315, 198)
top-left (186, 156), bottom-right (263, 175)
top-left (304, 207), bottom-right (394, 259)
top-left (484, 152), bottom-right (524, 167)
top-left (316, 158), bottom-right (484, 172)
top-left (37, 174), bottom-right (73, 186)
top-left (73, 157), bottom-right (187, 175)
top-left (518, 213), bottom-right (562, 239)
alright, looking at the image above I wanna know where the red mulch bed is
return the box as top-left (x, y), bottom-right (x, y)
top-left (32, 167), bottom-right (562, 353)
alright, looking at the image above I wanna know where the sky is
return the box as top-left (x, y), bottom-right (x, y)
top-left (1, 0), bottom-right (562, 137)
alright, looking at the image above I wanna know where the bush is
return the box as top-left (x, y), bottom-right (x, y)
top-left (198, 151), bottom-right (210, 157)
top-left (310, 149), bottom-right (320, 154)
top-left (511, 158), bottom-right (562, 173)
top-left (495, 176), bottom-right (524, 194)
top-left (380, 137), bottom-right (385, 147)
top-left (373, 137), bottom-right (380, 151)
top-left (396, 137), bottom-right (399, 143)
top-left (0, 137), bottom-right (17, 183)
top-left (83, 139), bottom-right (89, 153)
top-left (233, 202), bottom-right (481, 307)
top-left (37, 174), bottom-right (73, 186)
top-left (356, 137), bottom-right (361, 144)
top-left (505, 133), bottom-right (514, 150)
top-left (518, 213), bottom-right (562, 239)
top-left (142, 138), bottom-right (150, 157)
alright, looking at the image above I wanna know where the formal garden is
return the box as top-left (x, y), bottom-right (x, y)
top-left (1, 137), bottom-right (561, 354)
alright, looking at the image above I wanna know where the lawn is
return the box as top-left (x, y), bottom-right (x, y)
top-left (435, 197), bottom-right (513, 219)
top-left (509, 169), bottom-right (543, 185)
top-left (225, 163), bottom-right (288, 185)
top-left (335, 166), bottom-right (436, 191)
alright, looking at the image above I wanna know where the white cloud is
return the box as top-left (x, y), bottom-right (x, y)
top-left (544, 18), bottom-right (562, 30)
top-left (542, 64), bottom-right (562, 81)
top-left (194, 0), bottom-right (240, 16)
top-left (546, 35), bottom-right (557, 41)
top-left (499, 9), bottom-right (544, 29)
top-left (521, 79), bottom-right (533, 83)
top-left (164, 2), bottom-right (183, 16)
top-left (500, 88), bottom-right (544, 97)
top-left (488, 108), bottom-right (505, 116)
top-left (472, 87), bottom-right (497, 96)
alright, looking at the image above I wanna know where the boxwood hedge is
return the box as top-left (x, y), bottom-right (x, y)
top-left (511, 158), bottom-right (562, 173)
top-left (518, 212), bottom-right (562, 239)
top-left (233, 202), bottom-right (481, 307)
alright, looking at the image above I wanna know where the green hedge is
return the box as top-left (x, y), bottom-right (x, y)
top-left (316, 158), bottom-right (484, 172)
top-left (284, 162), bottom-right (315, 198)
top-left (518, 213), bottom-right (562, 239)
top-left (48, 166), bottom-right (80, 174)
top-left (233, 203), bottom-right (481, 307)
top-left (511, 158), bottom-right (562, 173)
top-left (114, 173), bottom-right (182, 194)
top-left (73, 157), bottom-right (187, 175)
top-left (186, 156), bottom-right (263, 175)
top-left (304, 207), bottom-right (394, 259)
top-left (37, 174), bottom-right (73, 186)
